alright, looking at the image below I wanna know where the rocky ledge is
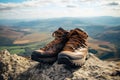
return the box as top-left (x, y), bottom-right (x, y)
top-left (0, 49), bottom-right (120, 80)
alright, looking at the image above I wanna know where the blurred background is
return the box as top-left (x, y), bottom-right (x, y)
top-left (0, 0), bottom-right (120, 61)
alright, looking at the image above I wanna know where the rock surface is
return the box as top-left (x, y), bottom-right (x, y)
top-left (0, 49), bottom-right (120, 80)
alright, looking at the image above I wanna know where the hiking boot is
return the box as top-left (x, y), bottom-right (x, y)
top-left (58, 28), bottom-right (88, 67)
top-left (31, 28), bottom-right (68, 63)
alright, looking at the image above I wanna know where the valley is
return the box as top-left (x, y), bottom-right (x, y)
top-left (0, 16), bottom-right (120, 60)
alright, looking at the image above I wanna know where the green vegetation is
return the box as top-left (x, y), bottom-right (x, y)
top-left (0, 38), bottom-right (53, 56)
top-left (0, 26), bottom-right (53, 56)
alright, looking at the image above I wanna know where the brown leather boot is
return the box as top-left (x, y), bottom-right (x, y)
top-left (58, 28), bottom-right (88, 67)
top-left (31, 28), bottom-right (68, 63)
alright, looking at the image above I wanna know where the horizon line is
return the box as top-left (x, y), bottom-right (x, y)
top-left (0, 16), bottom-right (120, 20)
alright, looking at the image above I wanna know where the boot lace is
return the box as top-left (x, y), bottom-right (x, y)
top-left (41, 28), bottom-right (67, 51)
top-left (63, 28), bottom-right (88, 52)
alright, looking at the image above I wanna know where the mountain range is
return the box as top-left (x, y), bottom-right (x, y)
top-left (0, 16), bottom-right (120, 27)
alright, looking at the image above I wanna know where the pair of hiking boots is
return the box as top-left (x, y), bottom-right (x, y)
top-left (31, 28), bottom-right (88, 67)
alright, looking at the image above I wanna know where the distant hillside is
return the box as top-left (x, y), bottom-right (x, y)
top-left (101, 26), bottom-right (120, 44)
top-left (0, 16), bottom-right (120, 27)
top-left (0, 16), bottom-right (120, 37)
top-left (0, 26), bottom-right (32, 46)
top-left (0, 26), bottom-right (24, 46)
top-left (96, 26), bottom-right (120, 45)
top-left (88, 37), bottom-right (117, 60)
top-left (1, 16), bottom-right (120, 38)
top-left (95, 26), bottom-right (120, 59)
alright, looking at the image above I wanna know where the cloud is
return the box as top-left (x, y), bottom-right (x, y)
top-left (101, 1), bottom-right (120, 12)
top-left (0, 0), bottom-right (105, 11)
top-left (0, 0), bottom-right (120, 19)
top-left (0, 0), bottom-right (53, 11)
top-left (107, 2), bottom-right (119, 6)
top-left (0, 0), bottom-right (99, 11)
top-left (0, 3), bottom-right (21, 11)
top-left (66, 5), bottom-right (77, 8)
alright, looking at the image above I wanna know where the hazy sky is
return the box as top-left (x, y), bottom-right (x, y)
top-left (0, 0), bottom-right (120, 19)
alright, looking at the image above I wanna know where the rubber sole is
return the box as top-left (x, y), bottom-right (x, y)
top-left (37, 57), bottom-right (57, 64)
top-left (58, 56), bottom-right (73, 66)
top-left (31, 54), bottom-right (57, 64)
top-left (58, 54), bottom-right (89, 67)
